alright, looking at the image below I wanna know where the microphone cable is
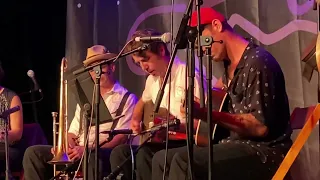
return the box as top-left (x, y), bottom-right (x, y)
top-left (162, 1), bottom-right (174, 179)
top-left (129, 134), bottom-right (136, 180)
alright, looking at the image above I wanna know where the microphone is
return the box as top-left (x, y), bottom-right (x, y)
top-left (101, 129), bottom-right (133, 135)
top-left (134, 32), bottom-right (172, 43)
top-left (100, 119), bottom-right (180, 136)
top-left (27, 70), bottom-right (42, 93)
top-left (140, 119), bottom-right (181, 134)
top-left (0, 106), bottom-right (20, 118)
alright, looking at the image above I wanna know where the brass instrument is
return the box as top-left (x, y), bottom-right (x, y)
top-left (48, 57), bottom-right (72, 165)
top-left (51, 112), bottom-right (58, 176)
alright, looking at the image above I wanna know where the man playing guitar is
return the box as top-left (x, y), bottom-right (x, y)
top-left (109, 28), bottom-right (206, 180)
top-left (153, 8), bottom-right (293, 180)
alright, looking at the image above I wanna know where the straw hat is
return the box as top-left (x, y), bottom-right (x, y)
top-left (83, 45), bottom-right (117, 66)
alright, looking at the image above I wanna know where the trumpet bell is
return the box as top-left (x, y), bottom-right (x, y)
top-left (48, 152), bottom-right (73, 165)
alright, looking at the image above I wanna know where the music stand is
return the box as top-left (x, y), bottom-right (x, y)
top-left (65, 66), bottom-right (114, 180)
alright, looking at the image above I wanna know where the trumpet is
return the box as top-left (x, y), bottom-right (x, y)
top-left (48, 57), bottom-right (72, 165)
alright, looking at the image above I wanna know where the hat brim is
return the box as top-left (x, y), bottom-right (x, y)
top-left (83, 53), bottom-right (117, 66)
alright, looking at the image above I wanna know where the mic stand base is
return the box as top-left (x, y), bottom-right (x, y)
top-left (49, 165), bottom-right (76, 180)
top-left (103, 133), bottom-right (156, 180)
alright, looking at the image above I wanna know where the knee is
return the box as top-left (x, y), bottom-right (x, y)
top-left (23, 145), bottom-right (51, 165)
top-left (171, 153), bottom-right (185, 167)
top-left (135, 146), bottom-right (149, 162)
top-left (152, 150), bottom-right (165, 168)
top-left (135, 146), bottom-right (152, 168)
top-left (23, 146), bottom-right (40, 165)
top-left (24, 146), bottom-right (37, 160)
top-left (110, 144), bottom-right (130, 162)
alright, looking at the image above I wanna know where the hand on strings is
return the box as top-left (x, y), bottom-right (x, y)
top-left (130, 119), bottom-right (142, 134)
top-left (67, 146), bottom-right (84, 162)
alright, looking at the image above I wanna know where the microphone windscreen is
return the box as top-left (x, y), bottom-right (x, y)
top-left (161, 32), bottom-right (172, 43)
top-left (27, 70), bottom-right (35, 78)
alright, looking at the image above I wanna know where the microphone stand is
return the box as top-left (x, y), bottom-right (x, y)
top-left (0, 106), bottom-right (21, 180)
top-left (195, 0), bottom-right (205, 108)
top-left (3, 117), bottom-right (13, 180)
top-left (201, 36), bottom-right (214, 180)
top-left (93, 64), bottom-right (101, 180)
top-left (186, 29), bottom-right (197, 180)
top-left (49, 164), bottom-right (77, 180)
top-left (71, 44), bottom-right (150, 180)
top-left (152, 0), bottom-right (195, 178)
top-left (82, 103), bottom-right (91, 180)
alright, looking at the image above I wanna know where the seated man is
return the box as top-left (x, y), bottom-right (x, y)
top-left (109, 29), bottom-right (207, 180)
top-left (154, 8), bottom-right (292, 180)
top-left (0, 61), bottom-right (24, 173)
top-left (22, 45), bottom-right (137, 180)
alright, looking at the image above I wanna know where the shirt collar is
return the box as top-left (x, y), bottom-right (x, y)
top-left (103, 81), bottom-right (123, 95)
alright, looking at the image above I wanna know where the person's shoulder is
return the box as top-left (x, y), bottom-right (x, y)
top-left (115, 83), bottom-right (138, 102)
top-left (246, 45), bottom-right (281, 72)
top-left (2, 87), bottom-right (17, 97)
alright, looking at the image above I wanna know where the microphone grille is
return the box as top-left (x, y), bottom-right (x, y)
top-left (27, 70), bottom-right (35, 78)
top-left (161, 32), bottom-right (172, 43)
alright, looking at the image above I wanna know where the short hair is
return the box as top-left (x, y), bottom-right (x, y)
top-left (126, 29), bottom-right (170, 57)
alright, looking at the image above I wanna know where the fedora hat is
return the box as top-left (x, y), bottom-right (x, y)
top-left (83, 45), bottom-right (117, 66)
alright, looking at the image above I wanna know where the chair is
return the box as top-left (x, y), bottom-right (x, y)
top-left (1, 123), bottom-right (48, 180)
top-left (272, 104), bottom-right (320, 180)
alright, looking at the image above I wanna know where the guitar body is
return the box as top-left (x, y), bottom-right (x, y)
top-left (140, 88), bottom-right (230, 146)
top-left (195, 87), bottom-right (230, 147)
top-left (140, 101), bottom-right (185, 144)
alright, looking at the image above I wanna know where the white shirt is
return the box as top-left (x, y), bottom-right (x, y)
top-left (68, 82), bottom-right (137, 147)
top-left (141, 59), bottom-right (206, 124)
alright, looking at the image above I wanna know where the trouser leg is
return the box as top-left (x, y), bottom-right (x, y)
top-left (88, 148), bottom-right (113, 180)
top-left (151, 146), bottom-right (186, 180)
top-left (169, 143), bottom-right (278, 180)
top-left (22, 145), bottom-right (53, 180)
top-left (110, 144), bottom-right (136, 180)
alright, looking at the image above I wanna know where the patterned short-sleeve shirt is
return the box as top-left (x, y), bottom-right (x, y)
top-left (0, 88), bottom-right (16, 143)
top-left (221, 42), bottom-right (292, 164)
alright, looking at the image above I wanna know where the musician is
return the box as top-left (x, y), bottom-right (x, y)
top-left (0, 61), bottom-right (24, 172)
top-left (22, 45), bottom-right (137, 180)
top-left (153, 8), bottom-right (292, 180)
top-left (109, 29), bottom-right (207, 180)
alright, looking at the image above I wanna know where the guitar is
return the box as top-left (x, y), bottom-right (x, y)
top-left (139, 87), bottom-right (230, 146)
top-left (195, 87), bottom-right (230, 147)
top-left (139, 101), bottom-right (185, 144)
